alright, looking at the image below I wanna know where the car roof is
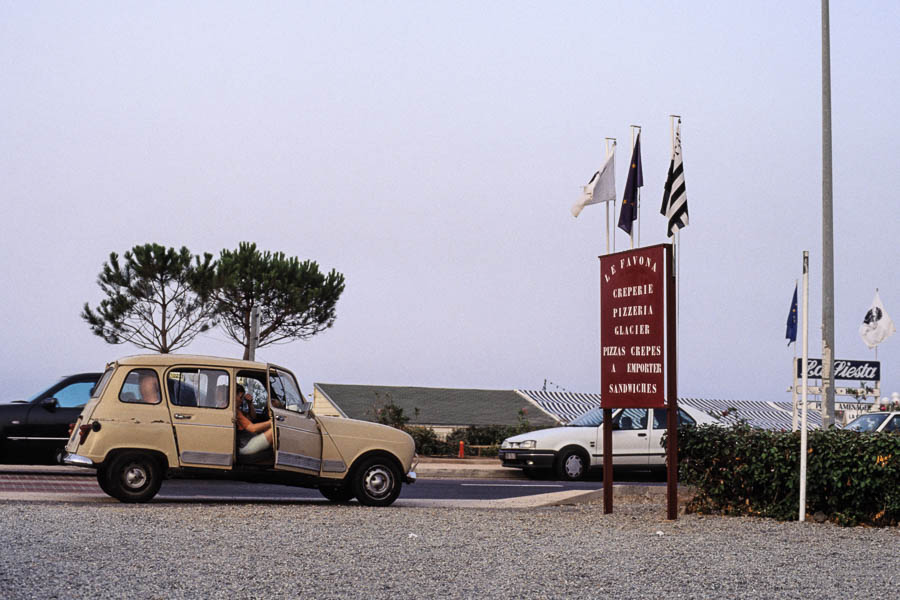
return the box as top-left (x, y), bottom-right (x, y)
top-left (114, 354), bottom-right (270, 370)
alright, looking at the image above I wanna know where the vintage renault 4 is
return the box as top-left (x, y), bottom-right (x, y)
top-left (64, 355), bottom-right (416, 506)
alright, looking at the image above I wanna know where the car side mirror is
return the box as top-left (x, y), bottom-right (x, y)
top-left (42, 397), bottom-right (59, 411)
top-left (301, 401), bottom-right (313, 414)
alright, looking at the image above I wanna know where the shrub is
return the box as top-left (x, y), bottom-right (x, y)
top-left (674, 424), bottom-right (900, 526)
top-left (406, 426), bottom-right (452, 456)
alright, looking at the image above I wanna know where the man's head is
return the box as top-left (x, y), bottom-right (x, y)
top-left (138, 371), bottom-right (160, 403)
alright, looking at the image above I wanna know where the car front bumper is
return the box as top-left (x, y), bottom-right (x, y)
top-left (498, 449), bottom-right (556, 469)
top-left (62, 453), bottom-right (95, 468)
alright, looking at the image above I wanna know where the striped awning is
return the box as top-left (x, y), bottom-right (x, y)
top-left (517, 390), bottom-right (822, 431)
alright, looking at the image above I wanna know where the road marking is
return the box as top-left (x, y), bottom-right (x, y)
top-left (460, 483), bottom-right (564, 488)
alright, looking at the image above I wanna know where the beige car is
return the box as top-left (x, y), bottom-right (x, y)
top-left (64, 355), bottom-right (416, 506)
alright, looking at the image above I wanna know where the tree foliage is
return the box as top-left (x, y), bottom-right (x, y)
top-left (213, 242), bottom-right (345, 359)
top-left (82, 244), bottom-right (217, 353)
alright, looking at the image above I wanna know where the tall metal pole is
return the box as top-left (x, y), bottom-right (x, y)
top-left (800, 252), bottom-right (810, 521)
top-left (820, 0), bottom-right (836, 428)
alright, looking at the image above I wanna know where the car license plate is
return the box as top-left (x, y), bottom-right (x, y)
top-left (504, 452), bottom-right (516, 461)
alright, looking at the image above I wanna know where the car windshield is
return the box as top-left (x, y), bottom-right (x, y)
top-left (844, 413), bottom-right (888, 432)
top-left (24, 378), bottom-right (64, 403)
top-left (568, 407), bottom-right (604, 427)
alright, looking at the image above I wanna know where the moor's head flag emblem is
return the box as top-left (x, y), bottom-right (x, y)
top-left (859, 291), bottom-right (895, 349)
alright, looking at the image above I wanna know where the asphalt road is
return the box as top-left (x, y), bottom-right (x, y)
top-left (154, 477), bottom-right (616, 501)
top-left (0, 470), bottom-right (663, 502)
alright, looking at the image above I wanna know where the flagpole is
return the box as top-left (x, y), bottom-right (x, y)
top-left (799, 251), bottom-right (810, 522)
top-left (669, 116), bottom-right (680, 324)
top-left (630, 125), bottom-right (641, 249)
top-left (605, 138), bottom-right (616, 255)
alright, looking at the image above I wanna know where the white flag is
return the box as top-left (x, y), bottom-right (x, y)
top-left (859, 291), bottom-right (896, 349)
top-left (571, 147), bottom-right (616, 217)
top-left (660, 120), bottom-right (689, 236)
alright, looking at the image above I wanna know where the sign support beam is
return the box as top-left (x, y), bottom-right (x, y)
top-left (665, 244), bottom-right (678, 520)
top-left (603, 408), bottom-right (613, 514)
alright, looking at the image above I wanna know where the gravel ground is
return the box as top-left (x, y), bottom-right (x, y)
top-left (1, 500), bottom-right (897, 599)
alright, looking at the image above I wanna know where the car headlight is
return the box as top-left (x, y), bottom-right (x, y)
top-left (501, 440), bottom-right (511, 449)
top-left (518, 440), bottom-right (536, 449)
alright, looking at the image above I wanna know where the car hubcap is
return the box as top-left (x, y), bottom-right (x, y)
top-left (363, 466), bottom-right (393, 499)
top-left (564, 455), bottom-right (583, 478)
top-left (124, 465), bottom-right (148, 490)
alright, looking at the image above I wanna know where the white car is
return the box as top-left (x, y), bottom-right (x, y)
top-left (499, 405), bottom-right (718, 481)
top-left (843, 410), bottom-right (900, 433)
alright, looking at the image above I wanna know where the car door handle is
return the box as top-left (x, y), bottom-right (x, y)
top-left (637, 432), bottom-right (647, 437)
top-left (275, 415), bottom-right (285, 422)
top-left (174, 414), bottom-right (192, 420)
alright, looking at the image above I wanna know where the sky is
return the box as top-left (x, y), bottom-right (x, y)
top-left (1, 1), bottom-right (898, 405)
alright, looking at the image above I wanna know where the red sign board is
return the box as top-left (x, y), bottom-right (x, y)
top-left (599, 244), bottom-right (672, 409)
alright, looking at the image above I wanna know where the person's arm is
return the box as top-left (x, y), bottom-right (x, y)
top-left (245, 395), bottom-right (257, 420)
top-left (237, 410), bottom-right (270, 434)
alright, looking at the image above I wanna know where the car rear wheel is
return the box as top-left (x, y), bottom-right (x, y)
top-left (105, 452), bottom-right (162, 503)
top-left (96, 466), bottom-right (115, 496)
top-left (351, 456), bottom-right (402, 507)
top-left (319, 485), bottom-right (354, 503)
top-left (556, 448), bottom-right (588, 481)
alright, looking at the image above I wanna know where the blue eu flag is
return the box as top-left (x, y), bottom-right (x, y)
top-left (785, 284), bottom-right (798, 345)
top-left (618, 133), bottom-right (643, 235)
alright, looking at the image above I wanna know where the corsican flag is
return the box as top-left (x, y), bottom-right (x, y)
top-left (571, 146), bottom-right (616, 217)
top-left (660, 121), bottom-right (689, 236)
top-left (859, 291), bottom-right (896, 349)
top-left (617, 134), bottom-right (642, 234)
top-left (785, 284), bottom-right (798, 346)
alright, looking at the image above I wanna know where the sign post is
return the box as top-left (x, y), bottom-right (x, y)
top-left (599, 244), bottom-right (676, 518)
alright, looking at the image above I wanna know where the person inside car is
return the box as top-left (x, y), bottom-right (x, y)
top-left (236, 386), bottom-right (272, 456)
top-left (138, 372), bottom-right (160, 404)
top-left (236, 384), bottom-right (257, 420)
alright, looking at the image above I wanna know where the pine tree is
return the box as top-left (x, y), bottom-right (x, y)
top-left (82, 244), bottom-right (217, 353)
top-left (214, 242), bottom-right (345, 359)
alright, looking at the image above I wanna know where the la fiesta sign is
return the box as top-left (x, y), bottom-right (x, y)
top-left (599, 244), bottom-right (673, 409)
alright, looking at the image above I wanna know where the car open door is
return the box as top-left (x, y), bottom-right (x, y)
top-left (268, 367), bottom-right (322, 476)
top-left (164, 367), bottom-right (235, 469)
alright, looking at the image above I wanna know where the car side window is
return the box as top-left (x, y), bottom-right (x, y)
top-left (678, 409), bottom-right (696, 427)
top-left (167, 369), bottom-right (230, 409)
top-left (52, 381), bottom-right (96, 408)
top-left (884, 415), bottom-right (900, 433)
top-left (269, 369), bottom-right (304, 412)
top-left (652, 409), bottom-right (698, 429)
top-left (119, 369), bottom-right (162, 404)
top-left (616, 408), bottom-right (648, 430)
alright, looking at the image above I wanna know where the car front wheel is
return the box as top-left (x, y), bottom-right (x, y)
top-left (319, 485), bottom-right (354, 503)
top-left (104, 452), bottom-right (162, 503)
top-left (556, 449), bottom-right (588, 481)
top-left (351, 456), bottom-right (402, 507)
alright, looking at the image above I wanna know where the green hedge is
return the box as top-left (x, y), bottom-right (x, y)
top-left (675, 425), bottom-right (900, 526)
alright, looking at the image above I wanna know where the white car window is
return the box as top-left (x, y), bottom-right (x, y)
top-left (883, 415), bottom-right (900, 433)
top-left (616, 409), bottom-right (647, 431)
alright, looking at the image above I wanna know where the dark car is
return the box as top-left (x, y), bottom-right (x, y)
top-left (1, 373), bottom-right (102, 463)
